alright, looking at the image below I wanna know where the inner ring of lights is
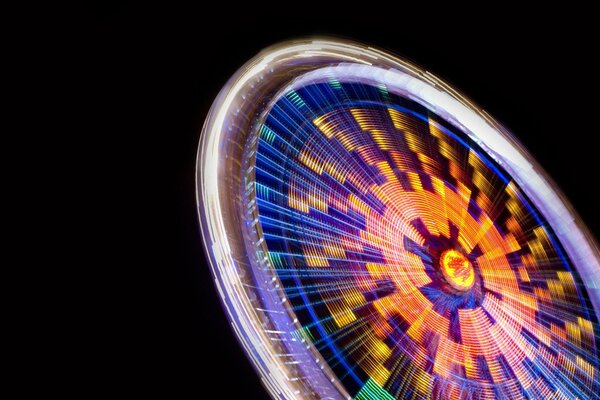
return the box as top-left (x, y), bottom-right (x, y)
top-left (252, 76), bottom-right (598, 398)
top-left (197, 39), bottom-right (600, 400)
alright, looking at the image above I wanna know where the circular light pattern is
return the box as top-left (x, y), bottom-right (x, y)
top-left (197, 40), bottom-right (600, 399)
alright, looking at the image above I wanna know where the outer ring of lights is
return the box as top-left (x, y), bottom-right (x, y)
top-left (196, 39), bottom-right (600, 399)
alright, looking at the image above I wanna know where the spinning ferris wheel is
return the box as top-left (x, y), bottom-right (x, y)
top-left (197, 39), bottom-right (600, 399)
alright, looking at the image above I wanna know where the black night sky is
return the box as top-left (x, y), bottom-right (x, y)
top-left (91, 5), bottom-right (598, 398)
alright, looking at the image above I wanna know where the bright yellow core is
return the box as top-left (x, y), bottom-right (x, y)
top-left (440, 249), bottom-right (475, 291)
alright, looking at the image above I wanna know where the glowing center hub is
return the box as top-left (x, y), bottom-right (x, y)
top-left (440, 249), bottom-right (475, 291)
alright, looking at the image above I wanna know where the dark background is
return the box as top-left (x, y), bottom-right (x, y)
top-left (91, 5), bottom-right (598, 397)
